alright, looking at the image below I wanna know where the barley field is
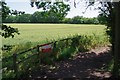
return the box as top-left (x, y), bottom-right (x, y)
top-left (2, 24), bottom-right (107, 46)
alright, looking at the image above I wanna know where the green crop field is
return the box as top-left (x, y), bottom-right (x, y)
top-left (2, 24), bottom-right (107, 46)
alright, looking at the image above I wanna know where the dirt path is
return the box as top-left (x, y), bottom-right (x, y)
top-left (26, 47), bottom-right (112, 79)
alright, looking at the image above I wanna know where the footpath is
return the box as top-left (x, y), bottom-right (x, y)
top-left (26, 47), bottom-right (112, 79)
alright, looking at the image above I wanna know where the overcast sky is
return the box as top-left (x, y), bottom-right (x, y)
top-left (5, 0), bottom-right (101, 18)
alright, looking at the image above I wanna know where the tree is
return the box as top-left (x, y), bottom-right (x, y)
top-left (97, 14), bottom-right (107, 24)
top-left (97, 2), bottom-right (120, 78)
top-left (3, 15), bottom-right (15, 23)
top-left (1, 1), bottom-right (19, 38)
top-left (31, 1), bottom-right (70, 22)
top-left (45, 12), bottom-right (60, 23)
top-left (71, 16), bottom-right (83, 24)
top-left (112, 2), bottom-right (120, 78)
top-left (48, 2), bottom-right (70, 22)
top-left (16, 14), bottom-right (31, 23)
top-left (30, 11), bottom-right (47, 23)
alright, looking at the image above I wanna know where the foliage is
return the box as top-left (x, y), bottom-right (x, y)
top-left (16, 14), bottom-right (31, 23)
top-left (3, 13), bottom-right (107, 24)
top-left (63, 16), bottom-right (102, 24)
top-left (30, 11), bottom-right (46, 23)
top-left (1, 24), bottom-right (19, 38)
top-left (2, 42), bottom-right (32, 58)
top-left (1, 2), bottom-right (10, 21)
top-left (3, 2), bottom-right (70, 23)
top-left (2, 1), bottom-right (106, 24)
top-left (3, 14), bottom-right (107, 24)
top-left (1, 1), bottom-right (20, 38)
top-left (48, 2), bottom-right (70, 22)
top-left (97, 14), bottom-right (107, 24)
top-left (2, 42), bottom-right (38, 78)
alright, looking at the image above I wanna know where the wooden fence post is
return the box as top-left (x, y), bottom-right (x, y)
top-left (37, 45), bottom-right (43, 64)
top-left (37, 45), bottom-right (41, 64)
top-left (13, 53), bottom-right (18, 79)
top-left (66, 39), bottom-right (69, 47)
top-left (53, 41), bottom-right (57, 52)
top-left (37, 45), bottom-right (40, 53)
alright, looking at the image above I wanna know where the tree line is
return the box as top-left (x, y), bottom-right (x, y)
top-left (3, 11), bottom-right (106, 24)
top-left (2, 1), bottom-right (106, 24)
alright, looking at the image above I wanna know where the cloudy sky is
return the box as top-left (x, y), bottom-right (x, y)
top-left (4, 0), bottom-right (101, 18)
